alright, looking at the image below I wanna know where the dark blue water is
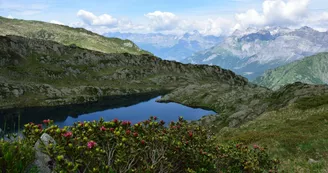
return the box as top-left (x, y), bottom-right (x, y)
top-left (55, 96), bottom-right (214, 127)
top-left (0, 94), bottom-right (215, 132)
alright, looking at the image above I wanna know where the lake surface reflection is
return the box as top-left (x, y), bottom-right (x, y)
top-left (0, 93), bottom-right (215, 133)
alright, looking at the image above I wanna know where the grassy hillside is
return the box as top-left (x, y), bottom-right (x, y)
top-left (0, 16), bottom-right (150, 55)
top-left (254, 52), bottom-right (328, 90)
top-left (0, 35), bottom-right (248, 109)
top-left (218, 93), bottom-right (328, 172)
top-left (159, 82), bottom-right (328, 171)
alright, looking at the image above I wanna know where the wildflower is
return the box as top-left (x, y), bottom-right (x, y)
top-left (122, 121), bottom-right (128, 126)
top-left (160, 120), bottom-right (165, 125)
top-left (154, 116), bottom-right (158, 120)
top-left (126, 130), bottom-right (131, 135)
top-left (37, 124), bottom-right (43, 129)
top-left (63, 132), bottom-right (73, 138)
top-left (113, 118), bottom-right (118, 124)
top-left (253, 144), bottom-right (259, 149)
top-left (109, 128), bottom-right (114, 132)
top-left (87, 141), bottom-right (97, 149)
top-left (78, 122), bottom-right (84, 127)
top-left (133, 132), bottom-right (138, 137)
top-left (188, 131), bottom-right (193, 138)
top-left (100, 126), bottom-right (106, 131)
top-left (141, 140), bottom-right (145, 145)
top-left (43, 119), bottom-right (50, 124)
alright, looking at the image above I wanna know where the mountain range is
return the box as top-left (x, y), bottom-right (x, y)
top-left (183, 26), bottom-right (328, 79)
top-left (104, 31), bottom-right (223, 61)
top-left (1, 17), bottom-right (328, 171)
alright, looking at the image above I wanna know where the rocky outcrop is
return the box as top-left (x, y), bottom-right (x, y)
top-left (158, 82), bottom-right (328, 130)
top-left (0, 35), bottom-right (247, 109)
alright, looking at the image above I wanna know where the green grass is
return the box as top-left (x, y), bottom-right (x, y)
top-left (295, 95), bottom-right (328, 110)
top-left (218, 98), bottom-right (328, 172)
top-left (0, 16), bottom-right (151, 55)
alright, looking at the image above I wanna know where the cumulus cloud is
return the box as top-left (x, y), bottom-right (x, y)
top-left (77, 10), bottom-right (118, 27)
top-left (145, 11), bottom-right (179, 31)
top-left (235, 0), bottom-right (310, 29)
top-left (306, 12), bottom-right (328, 27)
top-left (7, 15), bottom-right (14, 19)
top-left (72, 1), bottom-right (327, 36)
top-left (50, 20), bottom-right (64, 25)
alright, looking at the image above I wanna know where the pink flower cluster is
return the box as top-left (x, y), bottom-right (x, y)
top-left (63, 132), bottom-right (73, 138)
top-left (87, 141), bottom-right (97, 149)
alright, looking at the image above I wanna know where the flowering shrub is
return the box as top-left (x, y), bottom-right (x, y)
top-left (22, 116), bottom-right (279, 173)
top-left (0, 134), bottom-right (37, 173)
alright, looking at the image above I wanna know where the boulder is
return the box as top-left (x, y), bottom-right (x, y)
top-left (34, 133), bottom-right (56, 173)
top-left (0, 128), bottom-right (3, 137)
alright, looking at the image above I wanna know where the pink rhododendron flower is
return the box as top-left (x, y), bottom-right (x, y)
top-left (100, 126), bottom-right (106, 131)
top-left (43, 119), bottom-right (50, 124)
top-left (63, 132), bottom-right (73, 138)
top-left (87, 141), bottom-right (97, 149)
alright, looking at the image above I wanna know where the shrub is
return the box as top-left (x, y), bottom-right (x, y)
top-left (22, 117), bottom-right (279, 173)
top-left (0, 134), bottom-right (36, 173)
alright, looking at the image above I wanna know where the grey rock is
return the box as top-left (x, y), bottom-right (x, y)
top-left (0, 128), bottom-right (3, 137)
top-left (308, 158), bottom-right (319, 164)
top-left (12, 89), bottom-right (20, 97)
top-left (34, 133), bottom-right (56, 173)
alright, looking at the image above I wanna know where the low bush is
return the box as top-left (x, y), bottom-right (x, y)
top-left (20, 117), bottom-right (279, 173)
top-left (0, 134), bottom-right (36, 173)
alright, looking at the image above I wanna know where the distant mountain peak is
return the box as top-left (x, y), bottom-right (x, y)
top-left (298, 26), bottom-right (315, 32)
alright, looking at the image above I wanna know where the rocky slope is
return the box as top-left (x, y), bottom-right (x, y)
top-left (0, 35), bottom-right (246, 109)
top-left (0, 16), bottom-right (149, 55)
top-left (158, 82), bottom-right (328, 130)
top-left (104, 31), bottom-right (223, 61)
top-left (254, 52), bottom-right (328, 90)
top-left (184, 26), bottom-right (328, 79)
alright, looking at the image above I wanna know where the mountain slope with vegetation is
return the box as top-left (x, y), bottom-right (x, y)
top-left (254, 52), bottom-right (328, 90)
top-left (0, 16), bottom-right (149, 55)
top-left (0, 35), bottom-right (248, 109)
top-left (159, 82), bottom-right (328, 172)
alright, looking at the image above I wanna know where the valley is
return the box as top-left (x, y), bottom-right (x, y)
top-left (0, 16), bottom-right (328, 172)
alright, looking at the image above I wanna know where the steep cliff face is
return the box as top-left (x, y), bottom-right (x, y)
top-left (0, 35), bottom-right (247, 108)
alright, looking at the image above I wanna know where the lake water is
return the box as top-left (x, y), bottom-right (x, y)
top-left (0, 94), bottom-right (215, 133)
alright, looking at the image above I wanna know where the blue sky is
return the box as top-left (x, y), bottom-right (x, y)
top-left (1, 0), bottom-right (327, 35)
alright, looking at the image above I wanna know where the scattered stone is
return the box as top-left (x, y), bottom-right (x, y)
top-left (308, 158), bottom-right (319, 164)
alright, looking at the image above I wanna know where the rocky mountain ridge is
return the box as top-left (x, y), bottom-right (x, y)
top-left (184, 26), bottom-right (328, 79)
top-left (104, 31), bottom-right (223, 61)
top-left (0, 16), bottom-right (150, 55)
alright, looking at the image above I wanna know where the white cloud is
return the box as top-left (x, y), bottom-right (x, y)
top-left (72, 1), bottom-right (328, 36)
top-left (235, 0), bottom-right (310, 29)
top-left (7, 15), bottom-right (13, 19)
top-left (77, 10), bottom-right (118, 27)
top-left (145, 11), bottom-right (179, 31)
top-left (0, 2), bottom-right (48, 16)
top-left (50, 20), bottom-right (64, 25)
top-left (306, 12), bottom-right (328, 27)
